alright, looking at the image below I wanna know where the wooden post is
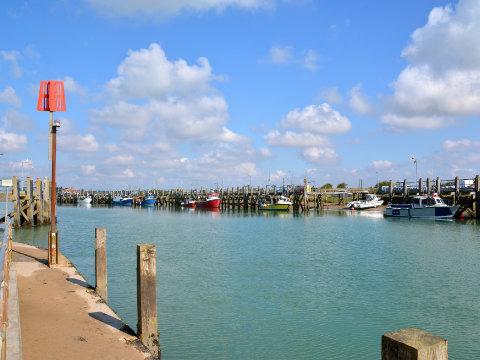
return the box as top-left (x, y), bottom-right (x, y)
top-left (95, 228), bottom-right (108, 302)
top-left (475, 175), bottom-right (480, 220)
top-left (35, 178), bottom-right (44, 224)
top-left (426, 178), bottom-right (431, 195)
top-left (137, 244), bottom-right (160, 358)
top-left (389, 180), bottom-right (394, 202)
top-left (403, 179), bottom-right (408, 200)
top-left (26, 177), bottom-right (34, 225)
top-left (418, 178), bottom-right (422, 195)
top-left (12, 176), bottom-right (21, 227)
top-left (43, 178), bottom-right (51, 223)
top-left (382, 328), bottom-right (447, 360)
top-left (436, 177), bottom-right (441, 195)
top-left (454, 176), bottom-right (460, 204)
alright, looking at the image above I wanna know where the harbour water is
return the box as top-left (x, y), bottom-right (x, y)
top-left (14, 206), bottom-right (480, 359)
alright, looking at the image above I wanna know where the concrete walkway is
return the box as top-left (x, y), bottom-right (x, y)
top-left (12, 242), bottom-right (152, 360)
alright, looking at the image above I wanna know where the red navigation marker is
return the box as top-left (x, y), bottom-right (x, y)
top-left (37, 80), bottom-right (66, 112)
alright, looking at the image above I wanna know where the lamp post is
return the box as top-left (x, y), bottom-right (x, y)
top-left (410, 156), bottom-right (418, 181)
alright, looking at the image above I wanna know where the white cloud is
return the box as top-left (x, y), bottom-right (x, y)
top-left (219, 127), bottom-right (246, 142)
top-left (372, 160), bottom-right (393, 170)
top-left (382, 113), bottom-right (453, 130)
top-left (235, 162), bottom-right (258, 177)
top-left (443, 139), bottom-right (480, 151)
top-left (81, 164), bottom-right (96, 176)
top-left (105, 154), bottom-right (134, 165)
top-left (59, 133), bottom-right (99, 153)
top-left (384, 0), bottom-right (480, 129)
top-left (301, 146), bottom-right (338, 163)
top-left (1, 109), bottom-right (33, 131)
top-left (0, 86), bottom-right (21, 107)
top-left (265, 130), bottom-right (329, 147)
top-left (281, 103), bottom-right (351, 134)
top-left (268, 45), bottom-right (293, 65)
top-left (270, 169), bottom-right (286, 182)
top-left (348, 84), bottom-right (371, 115)
top-left (86, 0), bottom-right (274, 18)
top-left (0, 128), bottom-right (27, 152)
top-left (63, 76), bottom-right (86, 96)
top-left (1, 50), bottom-right (21, 78)
top-left (301, 49), bottom-right (319, 70)
top-left (122, 168), bottom-right (134, 178)
top-left (319, 87), bottom-right (342, 105)
top-left (9, 158), bottom-right (33, 170)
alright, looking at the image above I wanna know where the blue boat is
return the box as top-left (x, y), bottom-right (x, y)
top-left (112, 196), bottom-right (123, 205)
top-left (120, 197), bottom-right (133, 206)
top-left (141, 194), bottom-right (156, 206)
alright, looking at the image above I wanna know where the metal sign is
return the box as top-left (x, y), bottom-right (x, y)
top-left (36, 80), bottom-right (66, 112)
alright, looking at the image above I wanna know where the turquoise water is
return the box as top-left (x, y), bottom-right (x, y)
top-left (15, 206), bottom-right (480, 359)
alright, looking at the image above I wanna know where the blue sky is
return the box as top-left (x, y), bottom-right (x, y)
top-left (1, 0), bottom-right (480, 189)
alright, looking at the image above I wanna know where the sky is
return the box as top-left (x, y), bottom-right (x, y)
top-left (1, 0), bottom-right (480, 189)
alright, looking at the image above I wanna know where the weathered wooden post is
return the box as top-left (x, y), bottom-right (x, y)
top-left (389, 180), bottom-right (394, 202)
top-left (436, 177), bottom-right (441, 194)
top-left (454, 176), bottom-right (460, 204)
top-left (417, 178), bottom-right (422, 195)
top-left (35, 178), bottom-right (44, 224)
top-left (426, 178), bottom-right (431, 195)
top-left (12, 176), bottom-right (21, 228)
top-left (475, 175), bottom-right (480, 220)
top-left (43, 178), bottom-right (51, 223)
top-left (137, 244), bottom-right (160, 358)
top-left (95, 228), bottom-right (108, 302)
top-left (382, 328), bottom-right (447, 360)
top-left (403, 179), bottom-right (408, 200)
top-left (26, 177), bottom-right (34, 225)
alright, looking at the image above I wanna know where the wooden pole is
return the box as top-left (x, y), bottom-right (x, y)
top-left (382, 328), bottom-right (447, 359)
top-left (12, 176), bottom-right (21, 228)
top-left (137, 244), bottom-right (160, 358)
top-left (48, 114), bottom-right (59, 267)
top-left (426, 178), bottom-right (431, 195)
top-left (402, 179), bottom-right (408, 200)
top-left (417, 177), bottom-right (422, 195)
top-left (95, 228), bottom-right (108, 302)
top-left (43, 178), bottom-right (51, 223)
top-left (26, 177), bottom-right (34, 225)
top-left (35, 178), bottom-right (44, 224)
top-left (454, 176), bottom-right (460, 204)
top-left (389, 180), bottom-right (394, 202)
top-left (436, 177), bottom-right (441, 195)
top-left (475, 175), bottom-right (480, 220)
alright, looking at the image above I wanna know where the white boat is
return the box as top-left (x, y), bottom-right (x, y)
top-left (347, 194), bottom-right (383, 210)
top-left (384, 193), bottom-right (460, 219)
top-left (259, 195), bottom-right (293, 211)
top-left (78, 196), bottom-right (92, 205)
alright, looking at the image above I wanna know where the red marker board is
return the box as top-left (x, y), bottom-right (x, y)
top-left (37, 80), bottom-right (66, 112)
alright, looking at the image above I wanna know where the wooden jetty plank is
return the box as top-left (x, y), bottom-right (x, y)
top-left (95, 228), bottom-right (108, 302)
top-left (137, 244), bottom-right (160, 359)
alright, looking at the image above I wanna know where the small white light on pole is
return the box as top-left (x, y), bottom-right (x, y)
top-left (410, 155), bottom-right (418, 180)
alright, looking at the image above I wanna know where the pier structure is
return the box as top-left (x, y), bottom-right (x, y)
top-left (54, 174), bottom-right (480, 218)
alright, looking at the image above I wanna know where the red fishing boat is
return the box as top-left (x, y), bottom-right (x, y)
top-left (196, 193), bottom-right (221, 209)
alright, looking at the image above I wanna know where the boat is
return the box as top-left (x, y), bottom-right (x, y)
top-left (259, 195), bottom-right (293, 211)
top-left (384, 193), bottom-right (460, 219)
top-left (112, 196), bottom-right (123, 205)
top-left (196, 193), bottom-right (221, 209)
top-left (141, 194), bottom-right (156, 206)
top-left (180, 199), bottom-right (196, 208)
top-left (78, 196), bottom-right (92, 205)
top-left (346, 194), bottom-right (383, 210)
top-left (120, 197), bottom-right (133, 206)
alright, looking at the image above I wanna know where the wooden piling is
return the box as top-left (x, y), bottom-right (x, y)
top-left (35, 178), bottom-right (44, 224)
top-left (402, 179), bottom-right (408, 200)
top-left (95, 228), bottom-right (108, 302)
top-left (418, 178), bottom-right (422, 195)
top-left (12, 176), bottom-right (21, 227)
top-left (26, 177), bottom-right (34, 224)
top-left (475, 175), bottom-right (480, 220)
top-left (426, 178), bottom-right (431, 195)
top-left (382, 328), bottom-right (447, 360)
top-left (137, 244), bottom-right (160, 358)
top-left (454, 176), bottom-right (460, 204)
top-left (43, 178), bottom-right (51, 223)
top-left (436, 177), bottom-right (441, 194)
top-left (389, 180), bottom-right (394, 202)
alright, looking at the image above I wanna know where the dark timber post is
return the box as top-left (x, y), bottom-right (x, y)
top-left (12, 176), bottom-right (21, 227)
top-left (475, 175), bottom-right (480, 220)
top-left (436, 177), bottom-right (441, 195)
top-left (382, 328), bottom-right (447, 359)
top-left (95, 228), bottom-right (108, 302)
top-left (26, 177), bottom-right (34, 225)
top-left (35, 178), bottom-right (44, 224)
top-left (137, 244), bottom-right (160, 358)
top-left (402, 179), bottom-right (408, 200)
top-left (389, 180), bottom-right (394, 202)
top-left (454, 176), bottom-right (460, 204)
top-left (417, 178), bottom-right (422, 195)
top-left (426, 178), bottom-right (431, 195)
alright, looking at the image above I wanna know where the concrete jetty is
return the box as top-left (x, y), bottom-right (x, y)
top-left (10, 242), bottom-right (153, 360)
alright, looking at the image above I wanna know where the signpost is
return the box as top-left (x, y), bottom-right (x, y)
top-left (37, 81), bottom-right (65, 267)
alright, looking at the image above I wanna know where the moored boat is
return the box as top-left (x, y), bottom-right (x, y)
top-left (142, 194), bottom-right (156, 206)
top-left (259, 195), bottom-right (293, 211)
top-left (180, 199), bottom-right (196, 208)
top-left (78, 196), bottom-right (92, 205)
top-left (384, 193), bottom-right (460, 219)
top-left (120, 197), bottom-right (133, 206)
top-left (347, 194), bottom-right (383, 210)
top-left (196, 193), bottom-right (221, 209)
top-left (112, 196), bottom-right (123, 205)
